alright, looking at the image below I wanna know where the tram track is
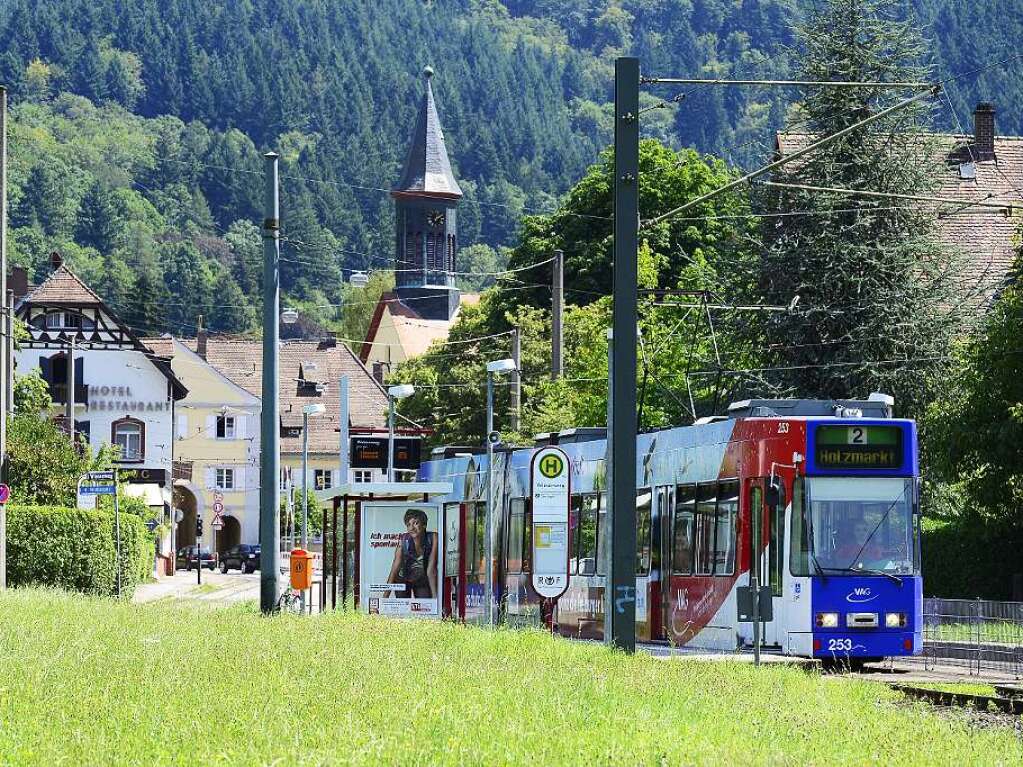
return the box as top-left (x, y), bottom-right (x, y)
top-left (887, 683), bottom-right (1023, 715)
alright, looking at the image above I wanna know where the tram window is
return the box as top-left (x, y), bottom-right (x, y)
top-left (769, 483), bottom-right (786, 596)
top-left (464, 504), bottom-right (476, 574)
top-left (577, 495), bottom-right (598, 576)
top-left (569, 495), bottom-right (582, 574)
top-left (694, 484), bottom-right (717, 575)
top-left (715, 480), bottom-right (739, 576)
top-left (636, 488), bottom-right (652, 576)
top-left (506, 498), bottom-right (526, 574)
top-left (596, 493), bottom-right (608, 576)
top-left (473, 502), bottom-right (486, 575)
top-left (789, 477), bottom-right (809, 576)
top-left (673, 485), bottom-right (695, 575)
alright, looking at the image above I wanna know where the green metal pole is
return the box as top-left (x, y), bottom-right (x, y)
top-left (606, 56), bottom-right (639, 653)
top-left (259, 152), bottom-right (282, 613)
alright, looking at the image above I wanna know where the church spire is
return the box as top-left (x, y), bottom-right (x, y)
top-left (392, 66), bottom-right (463, 200)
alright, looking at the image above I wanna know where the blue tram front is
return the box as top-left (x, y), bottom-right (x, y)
top-left (418, 396), bottom-right (922, 662)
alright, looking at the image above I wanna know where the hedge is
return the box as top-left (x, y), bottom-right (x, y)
top-left (5, 505), bottom-right (151, 598)
top-left (921, 516), bottom-right (1023, 600)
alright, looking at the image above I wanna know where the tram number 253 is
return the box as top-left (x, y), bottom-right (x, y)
top-left (827, 638), bottom-right (854, 652)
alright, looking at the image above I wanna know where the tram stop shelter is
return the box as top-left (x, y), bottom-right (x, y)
top-left (314, 482), bottom-right (459, 618)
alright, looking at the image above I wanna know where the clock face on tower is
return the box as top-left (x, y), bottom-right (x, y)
top-left (426, 209), bottom-right (445, 229)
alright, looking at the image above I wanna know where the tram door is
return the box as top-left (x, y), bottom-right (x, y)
top-left (442, 502), bottom-right (466, 620)
top-left (656, 485), bottom-right (674, 641)
top-left (750, 479), bottom-right (783, 647)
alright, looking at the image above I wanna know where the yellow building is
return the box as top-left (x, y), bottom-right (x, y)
top-left (144, 336), bottom-right (261, 556)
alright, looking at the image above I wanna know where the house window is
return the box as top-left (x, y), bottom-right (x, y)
top-left (112, 418), bottom-right (144, 461)
top-left (216, 468), bottom-right (235, 490)
top-left (353, 470), bottom-right (373, 483)
top-left (216, 415), bottom-right (236, 439)
top-left (314, 469), bottom-right (332, 490)
top-left (43, 311), bottom-right (94, 331)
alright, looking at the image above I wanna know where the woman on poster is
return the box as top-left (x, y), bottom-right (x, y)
top-left (385, 508), bottom-right (438, 599)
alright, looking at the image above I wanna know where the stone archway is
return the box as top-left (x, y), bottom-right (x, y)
top-left (173, 485), bottom-right (198, 552)
top-left (216, 515), bottom-right (241, 556)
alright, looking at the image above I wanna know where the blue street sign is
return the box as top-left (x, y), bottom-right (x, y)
top-left (80, 484), bottom-right (116, 495)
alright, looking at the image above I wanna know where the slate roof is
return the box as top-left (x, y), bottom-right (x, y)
top-left (164, 336), bottom-right (390, 454)
top-left (774, 132), bottom-right (1023, 309)
top-left (392, 67), bottom-right (463, 199)
top-left (21, 264), bottom-right (105, 305)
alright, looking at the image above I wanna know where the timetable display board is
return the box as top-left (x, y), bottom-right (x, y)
top-left (814, 424), bottom-right (903, 470)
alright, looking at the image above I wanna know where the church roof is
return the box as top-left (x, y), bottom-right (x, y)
top-left (22, 264), bottom-right (104, 305)
top-left (392, 67), bottom-right (463, 200)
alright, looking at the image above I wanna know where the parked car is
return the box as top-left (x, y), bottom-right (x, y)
top-left (219, 544), bottom-right (261, 574)
top-left (177, 545), bottom-right (216, 571)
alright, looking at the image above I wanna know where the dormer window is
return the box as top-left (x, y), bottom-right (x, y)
top-left (44, 311), bottom-right (95, 331)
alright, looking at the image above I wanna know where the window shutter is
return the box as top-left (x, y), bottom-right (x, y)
top-left (234, 468), bottom-right (244, 490)
top-left (332, 470), bottom-right (341, 488)
top-left (206, 415), bottom-right (215, 438)
top-left (236, 416), bottom-right (246, 440)
top-left (39, 355), bottom-right (52, 383)
top-left (177, 414), bottom-right (188, 439)
top-left (205, 467), bottom-right (215, 490)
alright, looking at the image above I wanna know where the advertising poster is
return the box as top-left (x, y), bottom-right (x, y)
top-left (360, 502), bottom-right (442, 618)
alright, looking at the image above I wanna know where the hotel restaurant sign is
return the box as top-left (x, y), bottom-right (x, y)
top-left (85, 385), bottom-right (171, 413)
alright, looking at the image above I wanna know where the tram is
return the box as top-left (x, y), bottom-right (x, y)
top-left (420, 396), bottom-right (922, 661)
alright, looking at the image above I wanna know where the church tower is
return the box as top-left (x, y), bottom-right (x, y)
top-left (391, 66), bottom-right (462, 321)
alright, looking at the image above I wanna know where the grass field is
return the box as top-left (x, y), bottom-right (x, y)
top-left (0, 590), bottom-right (1020, 766)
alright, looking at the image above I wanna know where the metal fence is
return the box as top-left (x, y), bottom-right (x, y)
top-left (908, 598), bottom-right (1023, 678)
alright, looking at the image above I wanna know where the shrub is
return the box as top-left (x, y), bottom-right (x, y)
top-left (921, 516), bottom-right (1023, 600)
top-left (5, 505), bottom-right (151, 597)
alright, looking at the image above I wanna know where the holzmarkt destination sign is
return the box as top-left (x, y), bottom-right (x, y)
top-left (530, 446), bottom-right (570, 600)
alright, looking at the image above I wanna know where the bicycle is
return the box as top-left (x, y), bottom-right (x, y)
top-left (276, 587), bottom-right (304, 614)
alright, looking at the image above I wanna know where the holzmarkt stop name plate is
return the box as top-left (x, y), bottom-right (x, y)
top-left (530, 447), bottom-right (570, 599)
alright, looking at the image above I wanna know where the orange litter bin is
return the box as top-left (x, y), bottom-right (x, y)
top-left (290, 548), bottom-right (313, 591)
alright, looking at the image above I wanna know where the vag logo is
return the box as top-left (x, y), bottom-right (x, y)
top-left (846, 587), bottom-right (879, 604)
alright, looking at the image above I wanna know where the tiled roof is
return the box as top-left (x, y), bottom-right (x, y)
top-left (364, 292), bottom-right (479, 362)
top-left (774, 132), bottom-right (1023, 308)
top-left (393, 68), bottom-right (463, 199)
top-left (171, 336), bottom-right (390, 454)
top-left (22, 264), bottom-right (104, 305)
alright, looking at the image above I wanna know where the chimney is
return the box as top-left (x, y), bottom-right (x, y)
top-left (50, 251), bottom-right (63, 270)
top-left (973, 102), bottom-right (996, 161)
top-left (9, 265), bottom-right (28, 299)
top-left (196, 316), bottom-right (208, 360)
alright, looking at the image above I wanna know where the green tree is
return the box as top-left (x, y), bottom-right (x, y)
top-left (13, 370), bottom-right (52, 414)
top-left (7, 414), bottom-right (114, 506)
top-left (75, 180), bottom-right (122, 254)
top-left (740, 0), bottom-right (959, 414)
top-left (925, 253), bottom-right (1023, 523)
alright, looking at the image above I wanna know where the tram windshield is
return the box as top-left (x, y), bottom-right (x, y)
top-left (791, 477), bottom-right (918, 576)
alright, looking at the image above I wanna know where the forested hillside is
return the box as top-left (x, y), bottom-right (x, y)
top-left (0, 0), bottom-right (1017, 337)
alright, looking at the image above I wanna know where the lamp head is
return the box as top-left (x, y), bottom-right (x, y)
top-left (281, 307), bottom-right (299, 324)
top-left (486, 358), bottom-right (516, 374)
top-left (302, 403), bottom-right (326, 416)
top-left (388, 384), bottom-right (415, 400)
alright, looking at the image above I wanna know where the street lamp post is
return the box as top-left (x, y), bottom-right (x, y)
top-left (484, 358), bottom-right (516, 627)
top-left (300, 403), bottom-right (325, 613)
top-left (386, 384), bottom-right (415, 482)
top-left (301, 403), bottom-right (326, 551)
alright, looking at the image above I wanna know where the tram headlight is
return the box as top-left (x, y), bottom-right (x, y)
top-left (815, 612), bottom-right (839, 628)
top-left (885, 612), bottom-right (906, 628)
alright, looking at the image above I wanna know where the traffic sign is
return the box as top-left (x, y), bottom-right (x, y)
top-left (212, 501), bottom-right (225, 514)
top-left (0, 484), bottom-right (10, 504)
top-left (530, 446), bottom-right (571, 599)
top-left (211, 519), bottom-right (224, 531)
top-left (79, 484), bottom-right (116, 495)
